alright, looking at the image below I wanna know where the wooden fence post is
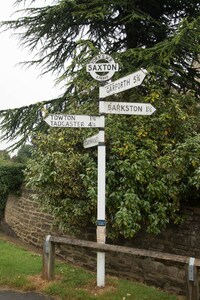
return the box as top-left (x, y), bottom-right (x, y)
top-left (186, 257), bottom-right (199, 300)
top-left (42, 235), bottom-right (55, 281)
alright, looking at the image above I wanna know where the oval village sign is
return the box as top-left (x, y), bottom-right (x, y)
top-left (86, 53), bottom-right (119, 81)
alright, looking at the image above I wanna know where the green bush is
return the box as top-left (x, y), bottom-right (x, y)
top-left (25, 89), bottom-right (200, 239)
top-left (0, 161), bottom-right (24, 219)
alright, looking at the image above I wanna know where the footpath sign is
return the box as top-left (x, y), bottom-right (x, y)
top-left (99, 69), bottom-right (147, 98)
top-left (45, 114), bottom-right (105, 128)
top-left (99, 101), bottom-right (156, 115)
top-left (83, 134), bottom-right (99, 148)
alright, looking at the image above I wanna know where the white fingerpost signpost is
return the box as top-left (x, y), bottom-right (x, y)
top-left (44, 53), bottom-right (156, 289)
top-left (87, 53), bottom-right (118, 287)
top-left (86, 54), bottom-right (156, 288)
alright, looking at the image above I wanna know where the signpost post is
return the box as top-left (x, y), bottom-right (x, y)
top-left (96, 129), bottom-right (106, 287)
top-left (86, 53), bottom-right (120, 287)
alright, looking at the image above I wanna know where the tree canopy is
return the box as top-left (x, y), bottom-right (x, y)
top-left (0, 0), bottom-right (200, 238)
top-left (0, 0), bottom-right (199, 148)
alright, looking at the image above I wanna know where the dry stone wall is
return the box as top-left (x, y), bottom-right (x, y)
top-left (3, 189), bottom-right (55, 247)
top-left (127, 207), bottom-right (200, 258)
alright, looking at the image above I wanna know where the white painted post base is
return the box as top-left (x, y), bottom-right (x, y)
top-left (97, 252), bottom-right (105, 287)
top-left (96, 225), bottom-right (106, 287)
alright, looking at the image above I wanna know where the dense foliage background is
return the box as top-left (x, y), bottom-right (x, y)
top-left (0, 150), bottom-right (27, 219)
top-left (24, 88), bottom-right (200, 239)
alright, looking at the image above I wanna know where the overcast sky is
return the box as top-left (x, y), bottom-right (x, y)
top-left (0, 0), bottom-right (61, 150)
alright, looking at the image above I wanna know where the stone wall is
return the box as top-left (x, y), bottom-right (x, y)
top-left (3, 189), bottom-right (56, 248)
top-left (118, 206), bottom-right (200, 259)
top-left (2, 188), bottom-right (200, 296)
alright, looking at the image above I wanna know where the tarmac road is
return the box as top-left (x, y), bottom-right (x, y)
top-left (0, 290), bottom-right (53, 300)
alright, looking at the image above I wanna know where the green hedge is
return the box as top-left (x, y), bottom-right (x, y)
top-left (0, 161), bottom-right (24, 219)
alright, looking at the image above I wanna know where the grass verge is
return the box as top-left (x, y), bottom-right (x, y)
top-left (0, 238), bottom-right (184, 300)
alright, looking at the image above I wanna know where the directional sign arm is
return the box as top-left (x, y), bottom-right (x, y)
top-left (99, 101), bottom-right (156, 115)
top-left (83, 134), bottom-right (99, 148)
top-left (45, 114), bottom-right (105, 128)
top-left (99, 69), bottom-right (148, 98)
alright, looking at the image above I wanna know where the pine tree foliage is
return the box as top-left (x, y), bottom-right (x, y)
top-left (0, 0), bottom-right (199, 147)
top-left (3, 1), bottom-right (200, 79)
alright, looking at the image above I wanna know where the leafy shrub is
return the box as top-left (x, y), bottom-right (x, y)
top-left (0, 161), bottom-right (24, 219)
top-left (12, 144), bottom-right (33, 164)
top-left (25, 89), bottom-right (200, 239)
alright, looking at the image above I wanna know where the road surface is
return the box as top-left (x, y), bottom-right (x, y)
top-left (0, 290), bottom-right (53, 299)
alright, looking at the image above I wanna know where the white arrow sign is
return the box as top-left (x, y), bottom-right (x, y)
top-left (99, 101), bottom-right (156, 115)
top-left (83, 134), bottom-right (99, 148)
top-left (45, 114), bottom-right (105, 128)
top-left (99, 69), bottom-right (147, 98)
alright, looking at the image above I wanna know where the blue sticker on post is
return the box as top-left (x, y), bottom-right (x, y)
top-left (97, 220), bottom-right (106, 226)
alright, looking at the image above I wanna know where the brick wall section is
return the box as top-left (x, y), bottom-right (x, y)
top-left (2, 188), bottom-right (200, 295)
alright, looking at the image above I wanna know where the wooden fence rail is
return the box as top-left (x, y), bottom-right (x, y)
top-left (43, 235), bottom-right (200, 300)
